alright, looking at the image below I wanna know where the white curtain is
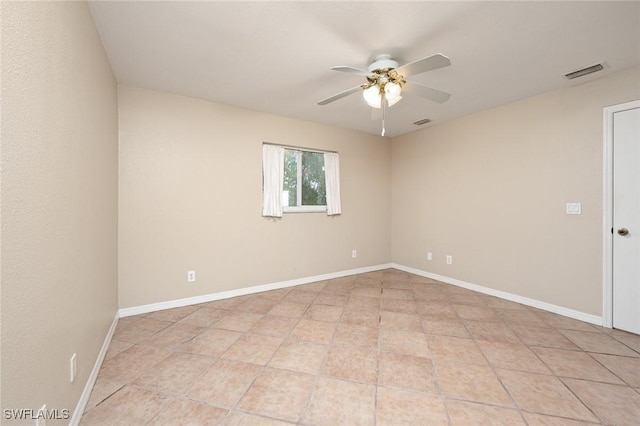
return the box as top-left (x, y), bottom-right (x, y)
top-left (262, 144), bottom-right (284, 217)
top-left (324, 152), bottom-right (342, 216)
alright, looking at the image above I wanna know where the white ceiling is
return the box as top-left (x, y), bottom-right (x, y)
top-left (88, 1), bottom-right (640, 138)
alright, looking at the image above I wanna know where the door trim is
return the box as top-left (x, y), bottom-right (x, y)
top-left (602, 100), bottom-right (640, 328)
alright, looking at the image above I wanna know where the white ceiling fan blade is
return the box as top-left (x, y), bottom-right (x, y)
top-left (395, 54), bottom-right (451, 77)
top-left (402, 81), bottom-right (451, 104)
top-left (331, 66), bottom-right (370, 77)
top-left (317, 85), bottom-right (362, 105)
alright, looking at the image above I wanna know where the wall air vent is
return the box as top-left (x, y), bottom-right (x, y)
top-left (564, 63), bottom-right (604, 80)
top-left (413, 118), bottom-right (432, 126)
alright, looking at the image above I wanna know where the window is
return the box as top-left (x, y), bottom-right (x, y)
top-left (283, 148), bottom-right (326, 212)
top-left (262, 143), bottom-right (340, 218)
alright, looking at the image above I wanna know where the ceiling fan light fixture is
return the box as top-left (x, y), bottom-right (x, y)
top-left (363, 85), bottom-right (382, 108)
top-left (384, 82), bottom-right (402, 101)
top-left (364, 82), bottom-right (403, 109)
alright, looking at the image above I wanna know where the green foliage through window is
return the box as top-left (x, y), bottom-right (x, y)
top-left (283, 149), bottom-right (326, 208)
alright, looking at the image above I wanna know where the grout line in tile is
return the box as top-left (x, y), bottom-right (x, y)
top-left (556, 377), bottom-right (609, 424)
top-left (519, 409), bottom-right (603, 425)
top-left (586, 351), bottom-right (640, 389)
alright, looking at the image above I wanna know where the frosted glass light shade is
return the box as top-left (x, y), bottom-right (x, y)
top-left (387, 95), bottom-right (402, 107)
top-left (384, 82), bottom-right (401, 101)
top-left (363, 85), bottom-right (381, 108)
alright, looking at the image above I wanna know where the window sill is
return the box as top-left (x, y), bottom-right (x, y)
top-left (283, 206), bottom-right (327, 214)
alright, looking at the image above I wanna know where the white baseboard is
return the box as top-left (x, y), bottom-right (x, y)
top-left (391, 263), bottom-right (603, 326)
top-left (119, 263), bottom-right (394, 318)
top-left (69, 312), bottom-right (119, 426)
top-left (120, 260), bottom-right (601, 326)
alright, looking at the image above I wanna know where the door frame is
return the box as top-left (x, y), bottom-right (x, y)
top-left (602, 100), bottom-right (640, 328)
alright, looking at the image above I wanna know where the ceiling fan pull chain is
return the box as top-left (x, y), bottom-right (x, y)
top-left (381, 93), bottom-right (386, 136)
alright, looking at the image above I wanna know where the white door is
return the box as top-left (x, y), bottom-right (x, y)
top-left (612, 105), bottom-right (640, 334)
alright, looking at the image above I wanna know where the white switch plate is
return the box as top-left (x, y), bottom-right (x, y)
top-left (187, 270), bottom-right (196, 282)
top-left (427, 252), bottom-right (433, 261)
top-left (351, 250), bottom-right (357, 258)
top-left (446, 255), bottom-right (453, 265)
top-left (566, 203), bottom-right (582, 214)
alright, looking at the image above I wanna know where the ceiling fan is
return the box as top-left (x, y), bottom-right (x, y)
top-left (317, 53), bottom-right (452, 136)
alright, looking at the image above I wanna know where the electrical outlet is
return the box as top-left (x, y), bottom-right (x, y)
top-left (70, 353), bottom-right (76, 382)
top-left (351, 250), bottom-right (357, 258)
top-left (187, 270), bottom-right (196, 282)
top-left (427, 252), bottom-right (433, 261)
top-left (446, 255), bottom-right (453, 265)
top-left (36, 404), bottom-right (46, 426)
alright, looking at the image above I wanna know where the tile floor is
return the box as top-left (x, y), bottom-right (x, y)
top-left (81, 269), bottom-right (640, 425)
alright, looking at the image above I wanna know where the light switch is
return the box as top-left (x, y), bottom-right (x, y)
top-left (566, 203), bottom-right (581, 215)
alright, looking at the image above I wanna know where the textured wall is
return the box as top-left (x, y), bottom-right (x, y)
top-left (391, 67), bottom-right (640, 315)
top-left (118, 86), bottom-right (391, 308)
top-left (1, 1), bottom-right (118, 422)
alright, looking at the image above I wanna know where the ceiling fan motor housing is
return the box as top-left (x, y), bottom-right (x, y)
top-left (368, 54), bottom-right (399, 73)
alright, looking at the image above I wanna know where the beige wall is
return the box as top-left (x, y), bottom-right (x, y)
top-left (1, 1), bottom-right (118, 422)
top-left (391, 67), bottom-right (640, 315)
top-left (119, 68), bottom-right (639, 315)
top-left (118, 86), bottom-right (391, 308)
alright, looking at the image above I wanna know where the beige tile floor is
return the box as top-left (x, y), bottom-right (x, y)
top-left (81, 269), bottom-right (640, 425)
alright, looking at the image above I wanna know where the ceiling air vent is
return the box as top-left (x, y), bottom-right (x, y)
top-left (413, 118), bottom-right (432, 126)
top-left (564, 63), bottom-right (604, 80)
